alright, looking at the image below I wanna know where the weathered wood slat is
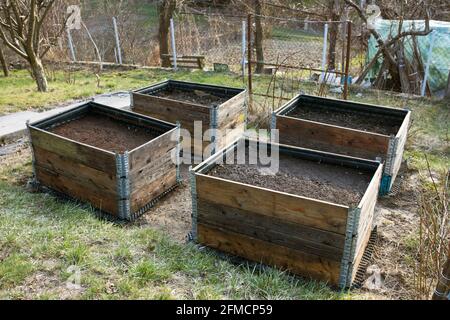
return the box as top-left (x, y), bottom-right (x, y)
top-left (34, 146), bottom-right (117, 195)
top-left (129, 150), bottom-right (175, 191)
top-left (29, 127), bottom-right (116, 173)
top-left (196, 173), bottom-right (349, 235)
top-left (35, 165), bottom-right (119, 215)
top-left (277, 115), bottom-right (390, 161)
top-left (197, 199), bottom-right (345, 261)
top-left (215, 124), bottom-right (245, 151)
top-left (217, 91), bottom-right (246, 130)
top-left (132, 93), bottom-right (211, 133)
top-left (197, 223), bottom-right (342, 285)
top-left (390, 111), bottom-right (411, 183)
top-left (350, 164), bottom-right (383, 280)
top-left (130, 168), bottom-right (177, 212)
top-left (128, 129), bottom-right (177, 172)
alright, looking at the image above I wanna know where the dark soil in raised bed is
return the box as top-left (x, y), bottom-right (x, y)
top-left (208, 153), bottom-right (373, 207)
top-left (287, 105), bottom-right (402, 135)
top-left (50, 114), bottom-right (159, 153)
top-left (153, 88), bottom-right (229, 106)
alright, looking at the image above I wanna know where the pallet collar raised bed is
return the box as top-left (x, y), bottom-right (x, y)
top-left (131, 79), bottom-right (247, 159)
top-left (27, 102), bottom-right (181, 221)
top-left (272, 94), bottom-right (411, 195)
top-left (191, 137), bottom-right (383, 288)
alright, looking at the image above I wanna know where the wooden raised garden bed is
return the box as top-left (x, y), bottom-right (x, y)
top-left (28, 102), bottom-right (180, 221)
top-left (132, 80), bottom-right (247, 159)
top-left (273, 94), bottom-right (411, 195)
top-left (191, 138), bottom-right (383, 288)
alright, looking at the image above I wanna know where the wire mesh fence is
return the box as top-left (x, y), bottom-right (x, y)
top-left (245, 15), bottom-right (353, 128)
top-left (43, 5), bottom-right (448, 106)
top-left (53, 4), bottom-right (160, 67)
top-left (172, 12), bottom-right (246, 72)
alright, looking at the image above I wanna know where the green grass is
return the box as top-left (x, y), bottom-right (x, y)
top-left (0, 155), bottom-right (348, 299)
top-left (271, 27), bottom-right (323, 42)
top-left (0, 69), bottom-right (247, 115)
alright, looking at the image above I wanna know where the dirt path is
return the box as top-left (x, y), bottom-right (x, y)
top-left (354, 166), bottom-right (420, 299)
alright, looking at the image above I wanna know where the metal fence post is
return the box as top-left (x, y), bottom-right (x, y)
top-left (320, 23), bottom-right (328, 83)
top-left (67, 28), bottom-right (76, 62)
top-left (170, 18), bottom-right (177, 70)
top-left (343, 21), bottom-right (352, 100)
top-left (421, 30), bottom-right (435, 97)
top-left (241, 20), bottom-right (247, 80)
top-left (112, 17), bottom-right (122, 65)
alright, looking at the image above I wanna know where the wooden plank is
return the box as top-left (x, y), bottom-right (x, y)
top-left (129, 149), bottom-right (175, 191)
top-left (353, 164), bottom-right (382, 264)
top-left (197, 199), bottom-right (345, 261)
top-left (390, 111), bottom-right (411, 183)
top-left (29, 126), bottom-right (116, 173)
top-left (128, 129), bottom-right (177, 172)
top-left (35, 165), bottom-right (119, 215)
top-left (217, 91), bottom-right (246, 130)
top-left (132, 93), bottom-right (211, 135)
top-left (276, 115), bottom-right (390, 161)
top-left (196, 173), bottom-right (349, 234)
top-left (216, 123), bottom-right (245, 151)
top-left (34, 146), bottom-right (117, 195)
top-left (197, 223), bottom-right (341, 285)
top-left (130, 168), bottom-right (177, 212)
top-left (348, 164), bottom-right (383, 281)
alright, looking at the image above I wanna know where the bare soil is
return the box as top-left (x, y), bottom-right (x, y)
top-left (288, 105), bottom-right (402, 135)
top-left (154, 88), bottom-right (229, 106)
top-left (137, 165), bottom-right (192, 243)
top-left (50, 114), bottom-right (159, 153)
top-left (355, 165), bottom-right (420, 299)
top-left (208, 153), bottom-right (372, 207)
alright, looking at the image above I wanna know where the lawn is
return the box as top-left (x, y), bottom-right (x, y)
top-left (0, 67), bottom-right (448, 300)
top-left (0, 149), bottom-right (345, 300)
top-left (0, 69), bottom-right (246, 115)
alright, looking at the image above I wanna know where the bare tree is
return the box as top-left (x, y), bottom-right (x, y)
top-left (326, 0), bottom-right (344, 71)
top-left (0, 40), bottom-right (8, 76)
top-left (254, 0), bottom-right (265, 73)
top-left (158, 0), bottom-right (177, 67)
top-left (346, 0), bottom-right (432, 93)
top-left (0, 0), bottom-right (68, 91)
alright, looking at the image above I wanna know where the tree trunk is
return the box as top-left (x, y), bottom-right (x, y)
top-left (158, 0), bottom-right (176, 68)
top-left (0, 43), bottom-right (8, 77)
top-left (29, 56), bottom-right (48, 92)
top-left (254, 0), bottom-right (264, 74)
top-left (327, 0), bottom-right (340, 70)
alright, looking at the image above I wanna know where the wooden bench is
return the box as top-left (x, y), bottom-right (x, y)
top-left (161, 54), bottom-right (205, 69)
